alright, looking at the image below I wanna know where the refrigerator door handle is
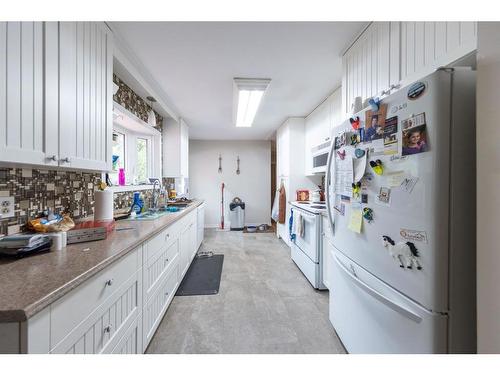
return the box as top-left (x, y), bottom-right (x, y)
top-left (325, 134), bottom-right (335, 237)
top-left (334, 254), bottom-right (423, 323)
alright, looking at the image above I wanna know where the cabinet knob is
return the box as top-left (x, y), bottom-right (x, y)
top-left (105, 279), bottom-right (113, 286)
top-left (104, 325), bottom-right (113, 333)
top-left (165, 292), bottom-right (169, 296)
top-left (60, 157), bottom-right (70, 163)
top-left (165, 258), bottom-right (169, 263)
top-left (46, 155), bottom-right (57, 162)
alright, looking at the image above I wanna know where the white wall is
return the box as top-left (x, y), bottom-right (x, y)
top-left (189, 140), bottom-right (271, 228)
top-left (477, 22), bottom-right (500, 354)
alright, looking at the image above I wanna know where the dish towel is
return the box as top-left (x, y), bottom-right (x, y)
top-left (289, 208), bottom-right (295, 242)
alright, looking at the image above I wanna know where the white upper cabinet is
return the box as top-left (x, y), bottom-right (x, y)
top-left (163, 118), bottom-right (189, 178)
top-left (399, 21), bottom-right (477, 85)
top-left (342, 22), bottom-right (477, 117)
top-left (342, 22), bottom-right (398, 117)
top-left (304, 88), bottom-right (342, 175)
top-left (276, 121), bottom-right (290, 178)
top-left (0, 22), bottom-right (54, 166)
top-left (56, 22), bottom-right (113, 171)
top-left (0, 21), bottom-right (113, 171)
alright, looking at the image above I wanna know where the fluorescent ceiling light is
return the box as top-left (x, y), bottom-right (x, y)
top-left (233, 78), bottom-right (271, 127)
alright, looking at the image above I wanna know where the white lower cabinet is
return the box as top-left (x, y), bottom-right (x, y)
top-left (52, 270), bottom-right (141, 354)
top-left (6, 208), bottom-right (202, 354)
top-left (111, 314), bottom-right (143, 354)
top-left (142, 260), bottom-right (179, 350)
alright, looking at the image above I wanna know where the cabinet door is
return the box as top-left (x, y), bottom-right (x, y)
top-left (276, 123), bottom-right (290, 177)
top-left (0, 22), bottom-right (58, 166)
top-left (197, 205), bottom-right (205, 249)
top-left (180, 119), bottom-right (189, 177)
top-left (400, 22), bottom-right (477, 86)
top-left (142, 263), bottom-right (179, 350)
top-left (110, 315), bottom-right (142, 354)
top-left (179, 223), bottom-right (191, 278)
top-left (329, 88), bottom-right (343, 135)
top-left (342, 22), bottom-right (391, 115)
top-left (58, 22), bottom-right (113, 171)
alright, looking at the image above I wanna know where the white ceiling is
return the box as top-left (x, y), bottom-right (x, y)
top-left (110, 22), bottom-right (367, 140)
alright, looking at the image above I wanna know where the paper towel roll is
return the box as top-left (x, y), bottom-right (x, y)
top-left (94, 190), bottom-right (114, 221)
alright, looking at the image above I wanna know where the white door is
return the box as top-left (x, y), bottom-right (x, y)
top-left (328, 71), bottom-right (452, 312)
top-left (0, 22), bottom-right (58, 166)
top-left (330, 249), bottom-right (448, 354)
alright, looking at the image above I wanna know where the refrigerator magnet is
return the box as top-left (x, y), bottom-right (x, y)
top-left (375, 187), bottom-right (391, 206)
top-left (368, 97), bottom-right (381, 112)
top-left (407, 81), bottom-right (426, 100)
top-left (361, 194), bottom-right (368, 204)
top-left (354, 148), bottom-right (365, 158)
top-left (369, 159), bottom-right (384, 175)
top-left (362, 207), bottom-right (374, 223)
top-left (400, 228), bottom-right (428, 243)
top-left (382, 236), bottom-right (423, 270)
top-left (350, 116), bottom-right (361, 130)
top-left (351, 182), bottom-right (362, 199)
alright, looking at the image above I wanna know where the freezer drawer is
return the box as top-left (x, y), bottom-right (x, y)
top-left (330, 249), bottom-right (447, 353)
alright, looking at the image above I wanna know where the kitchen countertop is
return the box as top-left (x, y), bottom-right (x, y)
top-left (0, 199), bottom-right (204, 323)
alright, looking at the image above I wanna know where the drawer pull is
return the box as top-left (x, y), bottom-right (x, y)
top-left (105, 279), bottom-right (113, 286)
top-left (104, 325), bottom-right (113, 333)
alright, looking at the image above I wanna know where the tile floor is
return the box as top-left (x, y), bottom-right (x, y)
top-left (146, 229), bottom-right (346, 354)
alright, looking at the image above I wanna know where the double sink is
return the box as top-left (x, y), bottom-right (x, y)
top-left (128, 207), bottom-right (185, 221)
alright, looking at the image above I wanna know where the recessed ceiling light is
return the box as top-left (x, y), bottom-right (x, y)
top-left (233, 78), bottom-right (271, 127)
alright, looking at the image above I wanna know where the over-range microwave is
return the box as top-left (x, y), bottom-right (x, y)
top-left (311, 140), bottom-right (331, 174)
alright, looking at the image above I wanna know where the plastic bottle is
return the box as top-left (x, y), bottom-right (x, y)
top-left (130, 192), bottom-right (143, 214)
top-left (118, 168), bottom-right (126, 186)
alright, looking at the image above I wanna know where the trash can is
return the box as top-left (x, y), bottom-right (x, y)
top-left (229, 197), bottom-right (245, 231)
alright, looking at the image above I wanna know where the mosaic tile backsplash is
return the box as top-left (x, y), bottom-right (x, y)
top-left (0, 168), bottom-right (101, 236)
top-left (113, 74), bottom-right (163, 131)
top-left (0, 168), bottom-right (167, 236)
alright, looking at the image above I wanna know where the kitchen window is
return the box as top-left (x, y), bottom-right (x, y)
top-left (136, 137), bottom-right (149, 183)
top-left (107, 103), bottom-right (162, 190)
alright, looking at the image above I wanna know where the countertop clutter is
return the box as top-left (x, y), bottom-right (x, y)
top-left (0, 200), bottom-right (204, 323)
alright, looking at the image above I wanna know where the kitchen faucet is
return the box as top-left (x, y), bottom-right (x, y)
top-left (150, 179), bottom-right (161, 212)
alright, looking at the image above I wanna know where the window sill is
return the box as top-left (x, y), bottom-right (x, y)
top-left (107, 184), bottom-right (155, 193)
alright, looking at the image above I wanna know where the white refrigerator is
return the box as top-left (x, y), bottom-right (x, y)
top-left (326, 69), bottom-right (476, 354)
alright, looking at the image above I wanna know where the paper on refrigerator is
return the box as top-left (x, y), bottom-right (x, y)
top-left (334, 155), bottom-right (353, 196)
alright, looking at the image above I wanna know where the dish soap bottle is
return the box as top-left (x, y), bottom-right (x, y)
top-left (130, 192), bottom-right (144, 215)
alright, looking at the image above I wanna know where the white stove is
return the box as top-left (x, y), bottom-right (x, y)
top-left (291, 201), bottom-right (327, 214)
top-left (290, 201), bottom-right (327, 290)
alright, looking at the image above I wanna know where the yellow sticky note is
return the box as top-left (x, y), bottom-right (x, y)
top-left (348, 209), bottom-right (363, 233)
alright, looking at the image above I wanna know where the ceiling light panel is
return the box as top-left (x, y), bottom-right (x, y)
top-left (233, 78), bottom-right (271, 127)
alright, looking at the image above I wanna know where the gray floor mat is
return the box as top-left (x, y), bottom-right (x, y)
top-left (176, 254), bottom-right (224, 296)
